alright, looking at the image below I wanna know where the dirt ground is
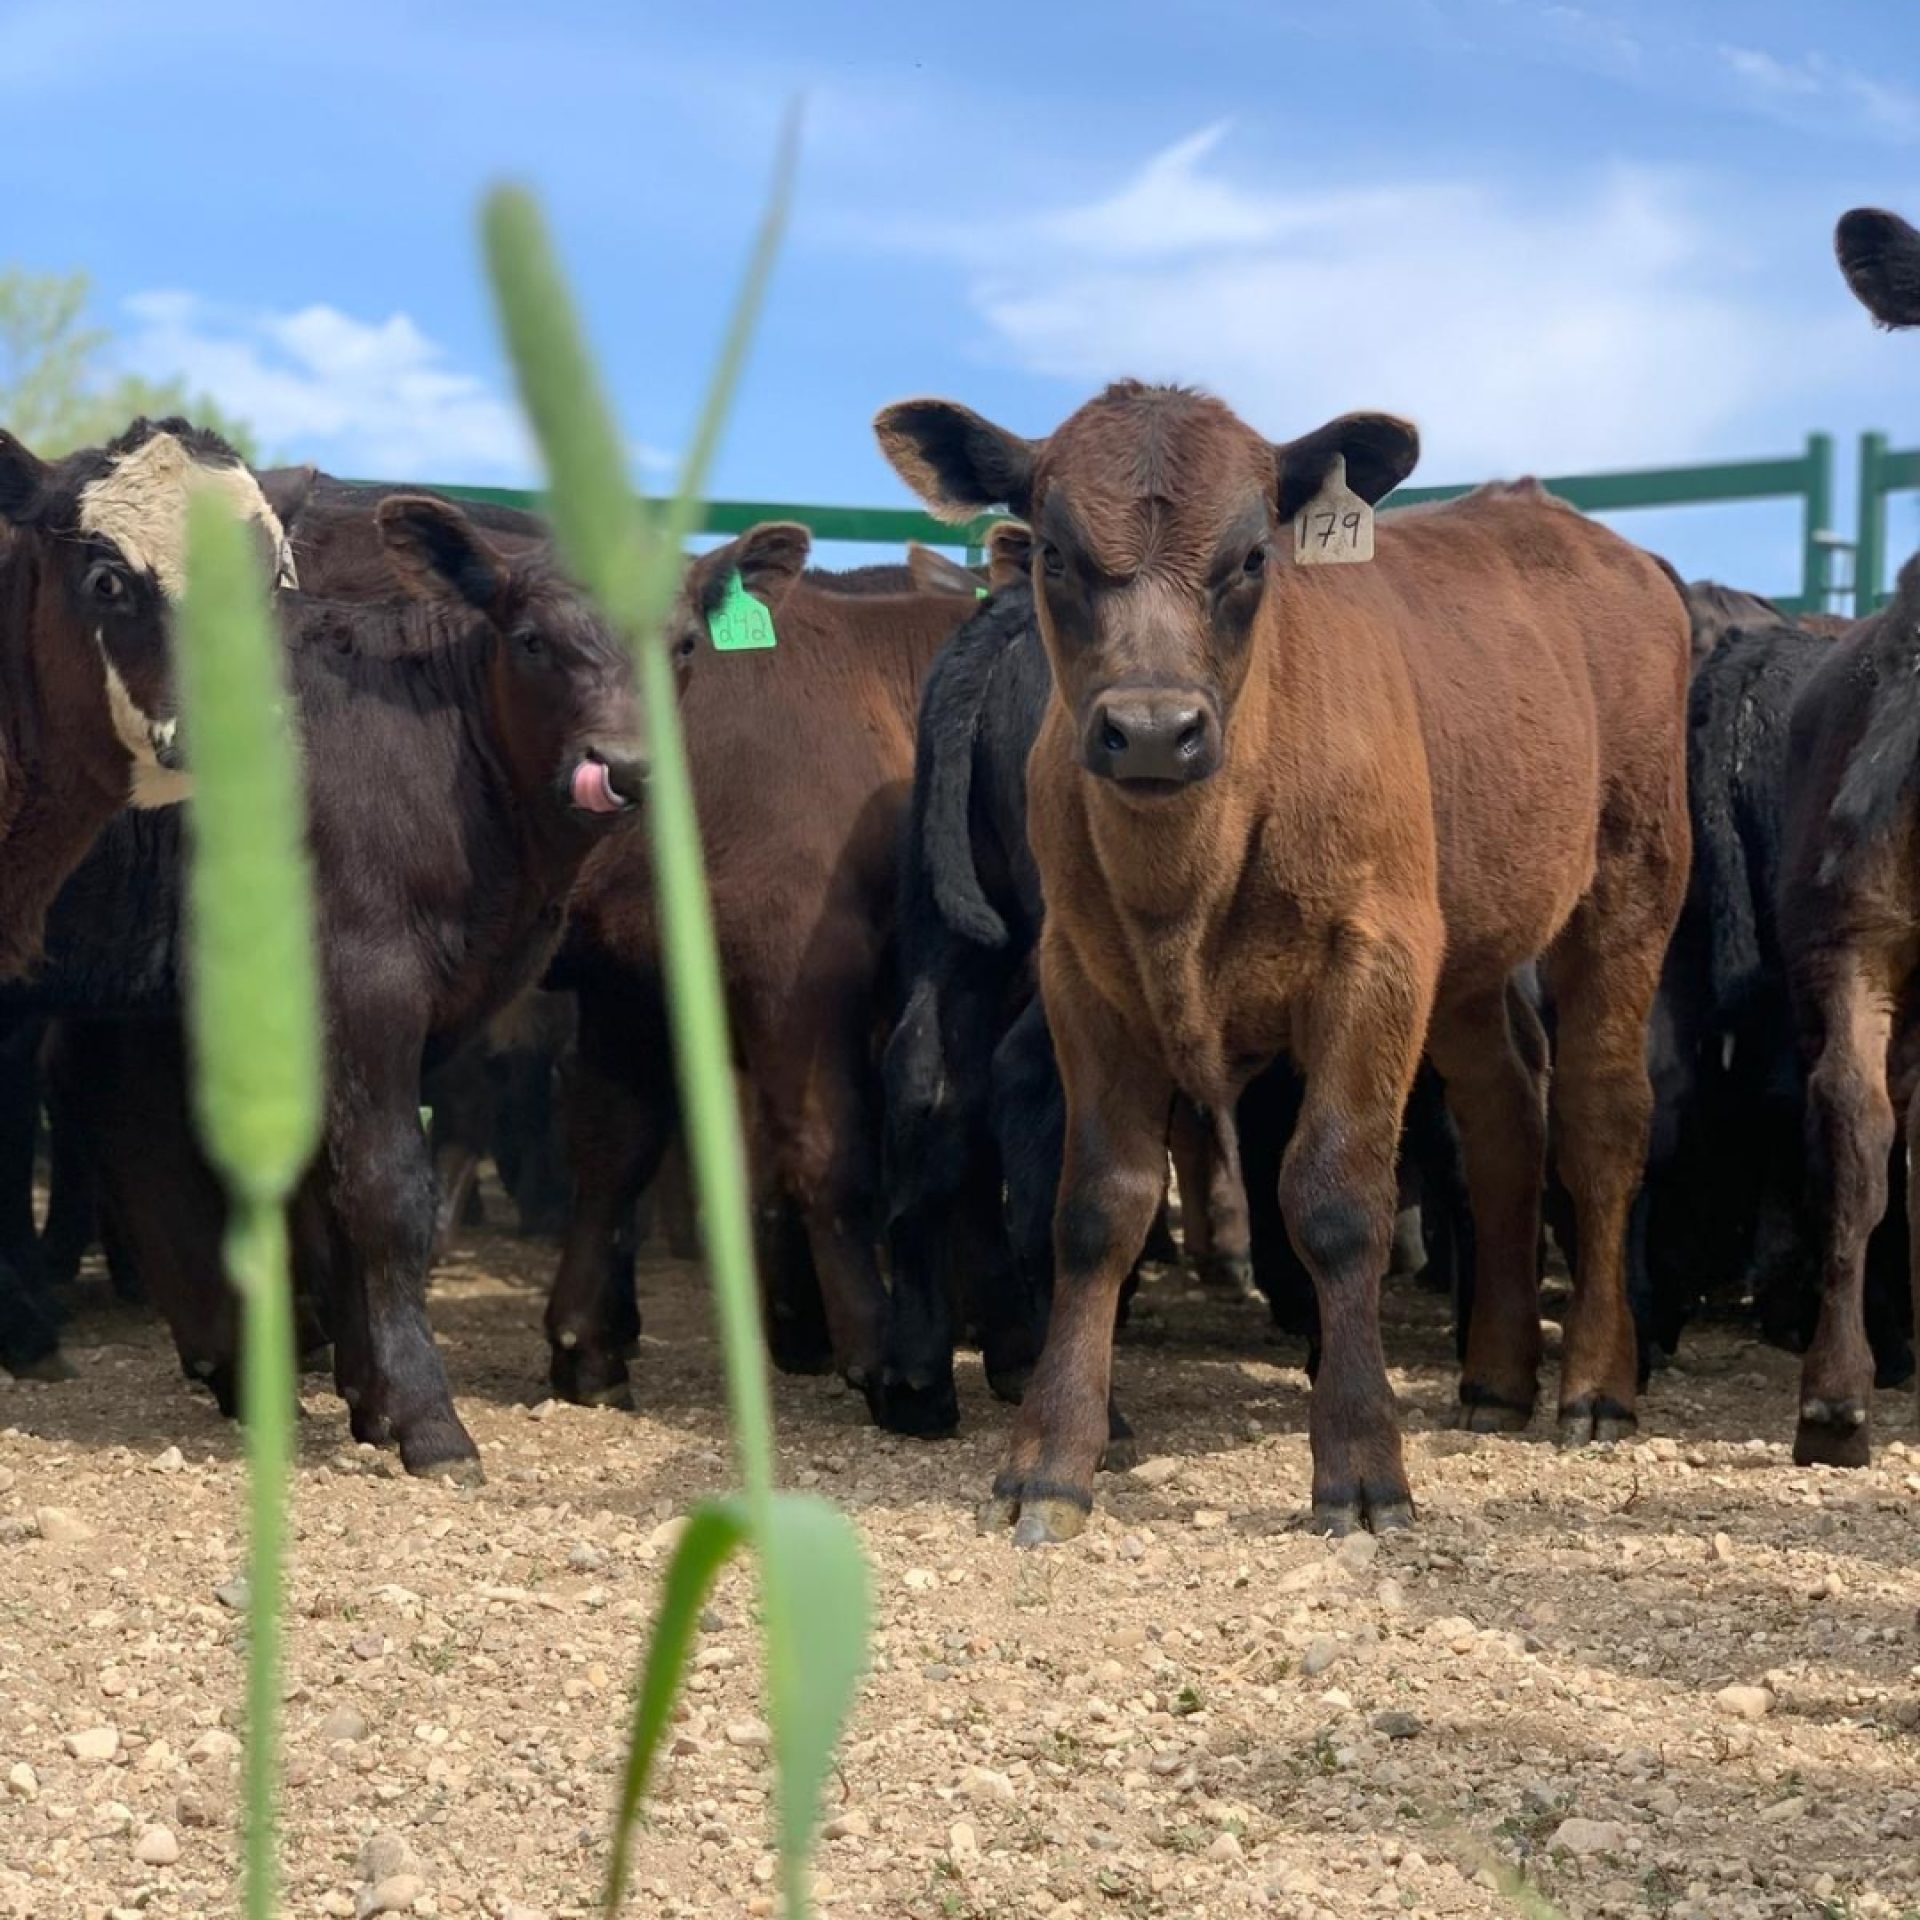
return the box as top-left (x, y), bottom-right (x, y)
top-left (3, 1199), bottom-right (1918, 1920)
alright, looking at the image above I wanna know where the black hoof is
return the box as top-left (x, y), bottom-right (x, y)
top-left (1456, 1379), bottom-right (1535, 1433)
top-left (550, 1346), bottom-right (632, 1409)
top-left (872, 1369), bottom-right (960, 1439)
top-left (1794, 1399), bottom-right (1870, 1468)
top-left (1556, 1393), bottom-right (1636, 1448)
top-left (982, 1473), bottom-right (1094, 1548)
top-left (1311, 1482), bottom-right (1415, 1536)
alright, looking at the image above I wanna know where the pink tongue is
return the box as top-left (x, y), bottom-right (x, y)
top-left (570, 759), bottom-right (624, 814)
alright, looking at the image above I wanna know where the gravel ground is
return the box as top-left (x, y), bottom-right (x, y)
top-left (3, 1199), bottom-right (1918, 1920)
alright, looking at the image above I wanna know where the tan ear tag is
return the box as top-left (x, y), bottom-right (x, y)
top-left (1292, 453), bottom-right (1375, 566)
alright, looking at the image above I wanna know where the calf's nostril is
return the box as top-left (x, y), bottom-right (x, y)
top-left (1101, 720), bottom-right (1129, 756)
top-left (1176, 718), bottom-right (1205, 758)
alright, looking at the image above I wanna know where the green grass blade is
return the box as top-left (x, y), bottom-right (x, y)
top-left (178, 495), bottom-right (322, 1203)
top-left (178, 492), bottom-right (322, 1920)
top-left (602, 1499), bottom-right (750, 1915)
top-left (761, 1494), bottom-right (870, 1906)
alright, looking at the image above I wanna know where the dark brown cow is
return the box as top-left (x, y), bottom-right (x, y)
top-left (0, 419), bottom-right (296, 977)
top-left (0, 419), bottom-right (299, 1377)
top-left (876, 382), bottom-right (1689, 1539)
top-left (544, 524), bottom-right (972, 1408)
top-left (1770, 205), bottom-right (1920, 1466)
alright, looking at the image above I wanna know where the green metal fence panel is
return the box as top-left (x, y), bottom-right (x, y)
top-left (351, 436), bottom-right (1837, 606)
top-left (1857, 432), bottom-right (1920, 611)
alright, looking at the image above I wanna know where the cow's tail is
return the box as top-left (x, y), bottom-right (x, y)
top-left (921, 623), bottom-right (1015, 949)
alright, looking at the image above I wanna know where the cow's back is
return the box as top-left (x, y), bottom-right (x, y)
top-left (1368, 486), bottom-right (1688, 984)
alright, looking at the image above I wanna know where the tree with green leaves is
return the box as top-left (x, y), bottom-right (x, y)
top-left (0, 267), bottom-right (255, 458)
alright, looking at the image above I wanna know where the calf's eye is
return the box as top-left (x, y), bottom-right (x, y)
top-left (1243, 545), bottom-right (1267, 579)
top-left (84, 562), bottom-right (128, 605)
top-left (1041, 543), bottom-right (1066, 580)
top-left (515, 628), bottom-right (548, 659)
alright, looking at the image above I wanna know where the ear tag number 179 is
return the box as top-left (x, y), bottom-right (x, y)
top-left (707, 570), bottom-right (778, 650)
top-left (1292, 453), bottom-right (1375, 566)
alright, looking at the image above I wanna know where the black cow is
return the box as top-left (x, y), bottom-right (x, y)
top-left (35, 496), bottom-right (645, 1475)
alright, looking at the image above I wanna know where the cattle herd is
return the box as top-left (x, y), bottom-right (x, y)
top-left (0, 205), bottom-right (1916, 1547)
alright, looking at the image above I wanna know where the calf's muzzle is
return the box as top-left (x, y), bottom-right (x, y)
top-left (1082, 690), bottom-right (1221, 790)
top-left (569, 742), bottom-right (648, 815)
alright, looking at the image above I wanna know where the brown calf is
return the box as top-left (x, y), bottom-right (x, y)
top-left (877, 382), bottom-right (1689, 1539)
top-left (1771, 204), bottom-right (1920, 1467)
top-left (546, 524), bottom-right (971, 1407)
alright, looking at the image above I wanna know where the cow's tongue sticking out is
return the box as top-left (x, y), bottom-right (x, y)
top-left (570, 758), bottom-right (626, 814)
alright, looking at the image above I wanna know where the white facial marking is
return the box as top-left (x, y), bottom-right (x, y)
top-left (77, 431), bottom-right (295, 603)
top-left (98, 653), bottom-right (192, 810)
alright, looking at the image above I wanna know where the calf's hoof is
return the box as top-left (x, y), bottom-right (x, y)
top-left (1874, 1345), bottom-right (1915, 1392)
top-left (1557, 1394), bottom-right (1636, 1448)
top-left (980, 1475), bottom-right (1093, 1548)
top-left (872, 1369), bottom-right (960, 1439)
top-left (1793, 1399), bottom-right (1870, 1469)
top-left (400, 1421), bottom-right (484, 1484)
top-left (766, 1322), bottom-right (835, 1377)
top-left (551, 1344), bottom-right (633, 1410)
top-left (1197, 1253), bottom-right (1259, 1301)
top-left (348, 1405), bottom-right (394, 1448)
top-left (983, 1358), bottom-right (1034, 1405)
top-left (1100, 1399), bottom-right (1138, 1473)
top-left (299, 1343), bottom-right (334, 1378)
top-left (1311, 1480), bottom-right (1415, 1536)
top-left (1455, 1381), bottom-right (1534, 1434)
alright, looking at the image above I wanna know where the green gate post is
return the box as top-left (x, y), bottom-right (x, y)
top-left (1857, 432), bottom-right (1889, 616)
top-left (1802, 432), bottom-right (1833, 614)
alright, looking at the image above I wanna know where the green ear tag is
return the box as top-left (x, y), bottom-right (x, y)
top-left (708, 571), bottom-right (777, 651)
top-left (974, 585), bottom-right (989, 600)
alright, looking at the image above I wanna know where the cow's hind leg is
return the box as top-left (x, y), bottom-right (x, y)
top-left (547, 982), bottom-right (673, 1408)
top-left (1428, 979), bottom-right (1549, 1432)
top-left (1544, 836), bottom-right (1678, 1446)
top-left (1793, 954), bottom-right (1895, 1466)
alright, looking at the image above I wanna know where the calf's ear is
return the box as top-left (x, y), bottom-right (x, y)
top-left (1836, 207), bottom-right (1920, 329)
top-left (729, 520), bottom-right (812, 600)
top-left (1273, 413), bottom-right (1420, 522)
top-left (985, 521), bottom-right (1033, 593)
top-left (376, 494), bottom-right (513, 611)
top-left (0, 432), bottom-right (50, 525)
top-left (906, 542), bottom-right (982, 598)
top-left (874, 399), bottom-right (1036, 521)
top-left (254, 462), bottom-right (318, 530)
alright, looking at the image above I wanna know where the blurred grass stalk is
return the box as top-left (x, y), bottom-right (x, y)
top-left (483, 108), bottom-right (869, 1920)
top-left (179, 494), bottom-right (324, 1920)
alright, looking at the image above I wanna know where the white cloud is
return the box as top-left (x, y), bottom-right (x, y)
top-left (117, 291), bottom-right (534, 482)
top-left (1718, 44), bottom-right (1920, 143)
top-left (895, 130), bottom-right (1879, 480)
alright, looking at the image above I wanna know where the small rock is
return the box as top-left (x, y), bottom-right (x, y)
top-left (948, 1820), bottom-right (978, 1859)
top-left (151, 1446), bottom-right (186, 1473)
top-left (1301, 1637), bottom-right (1340, 1679)
top-left (725, 1718), bottom-right (771, 1750)
top-left (1190, 1508), bottom-right (1228, 1530)
top-left (1709, 1532), bottom-right (1734, 1562)
top-left (1715, 1684), bottom-right (1774, 1721)
top-left (498, 1908), bottom-right (548, 1920)
top-left (320, 1705), bottom-right (370, 1745)
top-left (824, 1811), bottom-right (871, 1841)
top-left (902, 1568), bottom-right (937, 1592)
top-left (1647, 1787), bottom-right (1680, 1819)
top-left (1761, 1795), bottom-right (1807, 1823)
top-left (7, 1762), bottom-right (37, 1800)
top-left (135, 1825), bottom-right (179, 1866)
top-left (357, 1833), bottom-right (418, 1884)
top-left (64, 1726), bottom-right (120, 1764)
top-left (1375, 1578), bottom-right (1407, 1612)
top-left (359, 1874), bottom-right (425, 1918)
top-left (351, 1635), bottom-right (388, 1662)
top-left (320, 1895), bottom-right (356, 1919)
top-left (1130, 1457), bottom-right (1181, 1488)
top-left (962, 1765), bottom-right (1016, 1802)
top-left (1336, 1533), bottom-right (1379, 1575)
top-left (215, 1579), bottom-right (250, 1612)
top-left (34, 1507), bottom-right (94, 1545)
top-left (190, 1730), bottom-right (241, 1763)
top-left (1207, 1832), bottom-right (1243, 1863)
top-left (176, 1791), bottom-right (216, 1827)
top-left (566, 1543), bottom-right (605, 1573)
top-left (1372, 1711), bottom-right (1423, 1740)
top-left (1549, 1817), bottom-right (1628, 1857)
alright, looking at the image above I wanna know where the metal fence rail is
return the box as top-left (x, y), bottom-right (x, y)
top-left (1856, 433), bottom-right (1920, 612)
top-left (363, 432), bottom-right (1844, 611)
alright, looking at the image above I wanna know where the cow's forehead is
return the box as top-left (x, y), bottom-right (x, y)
top-left (77, 431), bottom-right (297, 599)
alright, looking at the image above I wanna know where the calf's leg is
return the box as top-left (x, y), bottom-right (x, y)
top-left (1280, 938), bottom-right (1431, 1534)
top-left (1430, 979), bottom-right (1549, 1431)
top-left (1171, 1098), bottom-right (1254, 1297)
top-left (546, 982), bottom-right (673, 1407)
top-left (1792, 955), bottom-right (1894, 1466)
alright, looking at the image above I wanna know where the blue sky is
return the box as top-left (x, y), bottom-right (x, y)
top-left (4, 0), bottom-right (1917, 597)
